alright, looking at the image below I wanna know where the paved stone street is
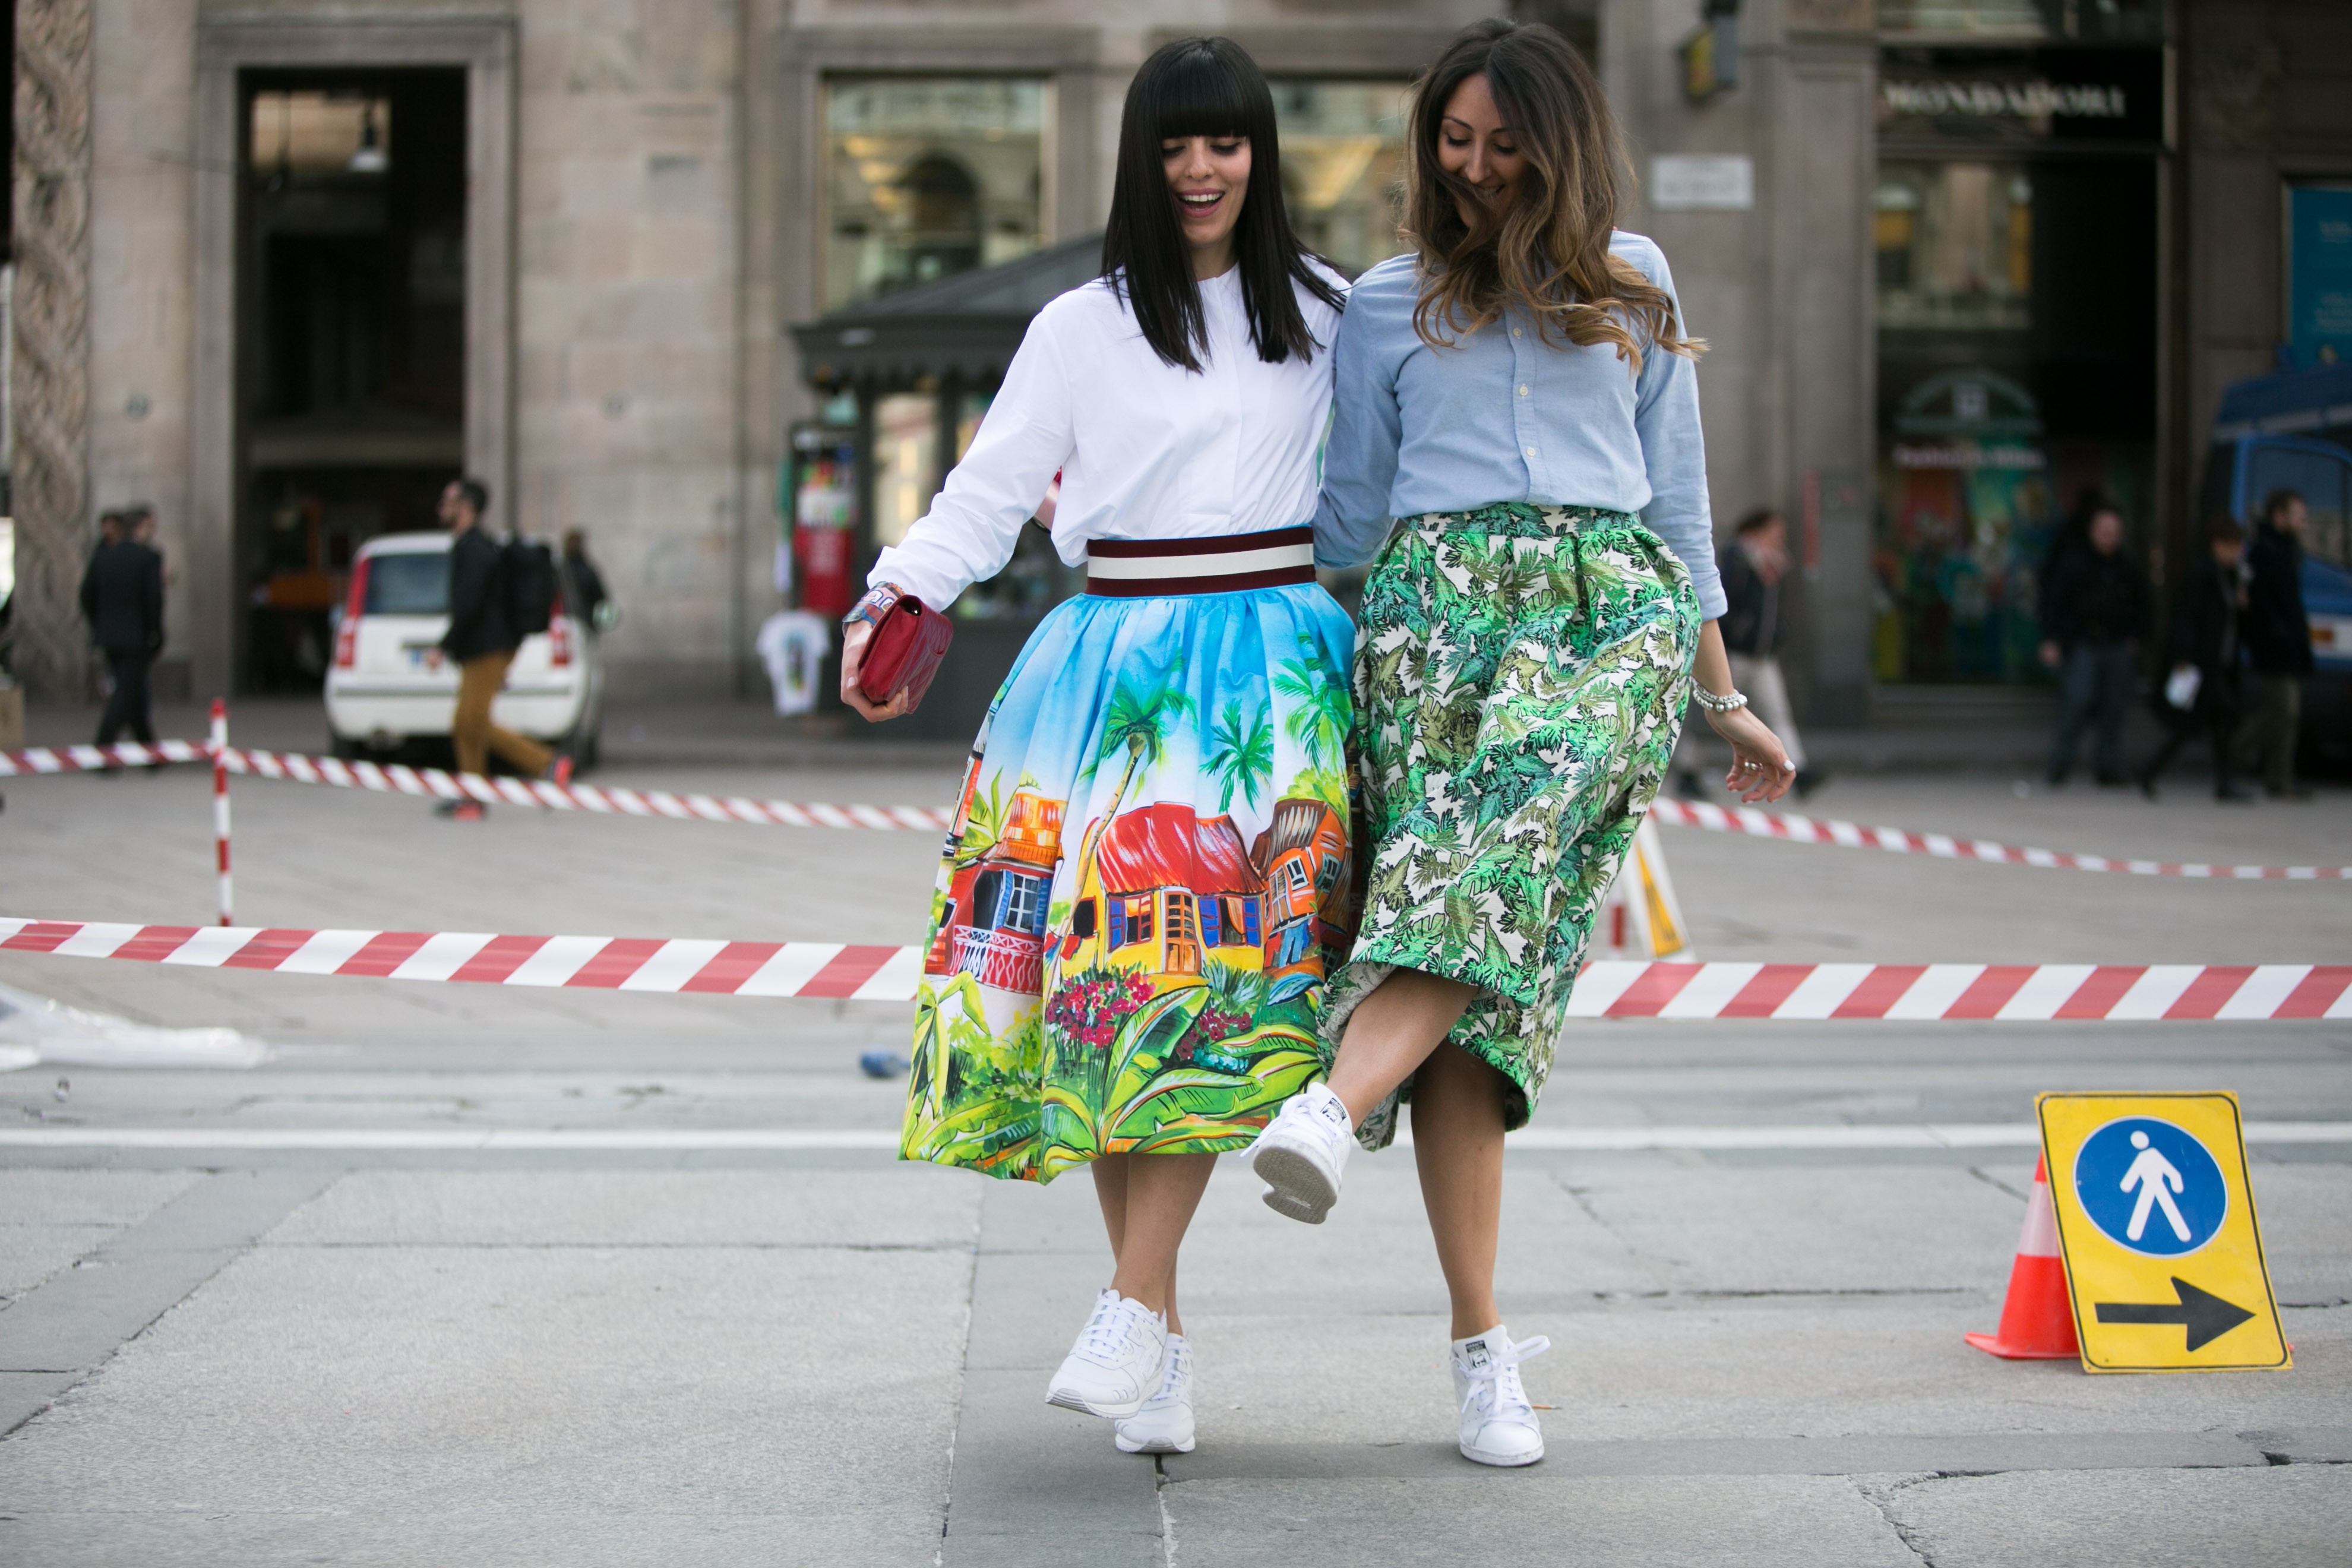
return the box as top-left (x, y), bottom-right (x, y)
top-left (1, 757), bottom-right (2347, 1564)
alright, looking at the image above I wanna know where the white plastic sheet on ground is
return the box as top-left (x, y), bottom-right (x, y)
top-left (0, 982), bottom-right (268, 1069)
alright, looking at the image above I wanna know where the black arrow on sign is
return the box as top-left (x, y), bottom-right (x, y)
top-left (2094, 1277), bottom-right (2257, 1352)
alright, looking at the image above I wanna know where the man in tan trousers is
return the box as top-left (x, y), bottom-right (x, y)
top-left (430, 477), bottom-right (561, 820)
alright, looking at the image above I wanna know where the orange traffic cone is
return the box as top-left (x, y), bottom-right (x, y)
top-left (1964, 1154), bottom-right (2080, 1360)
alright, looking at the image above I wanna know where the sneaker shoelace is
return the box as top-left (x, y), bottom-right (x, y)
top-left (1078, 1295), bottom-right (1149, 1367)
top-left (1460, 1334), bottom-right (1551, 1421)
top-left (1151, 1339), bottom-right (1191, 1401)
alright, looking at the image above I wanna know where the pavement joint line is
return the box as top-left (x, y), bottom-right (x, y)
top-left (1155, 1428), bottom-right (2352, 1481)
top-left (0, 1169), bottom-right (336, 1437)
top-left (0, 1121), bottom-right (2346, 1151)
top-left (4, 918), bottom-right (2350, 1019)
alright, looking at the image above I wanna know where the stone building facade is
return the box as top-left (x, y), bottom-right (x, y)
top-left (13, 0), bottom-right (2349, 722)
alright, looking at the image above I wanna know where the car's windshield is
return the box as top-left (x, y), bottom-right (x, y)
top-left (363, 551), bottom-right (448, 615)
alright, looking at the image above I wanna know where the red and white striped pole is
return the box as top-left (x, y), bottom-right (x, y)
top-left (209, 698), bottom-right (232, 927)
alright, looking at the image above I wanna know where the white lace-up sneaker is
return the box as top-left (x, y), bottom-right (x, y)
top-left (1045, 1289), bottom-right (1169, 1420)
top-left (1452, 1326), bottom-right (1551, 1467)
top-left (1250, 1080), bottom-right (1354, 1223)
top-left (1113, 1332), bottom-right (1195, 1455)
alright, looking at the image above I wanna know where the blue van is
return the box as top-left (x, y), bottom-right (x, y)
top-left (2201, 363), bottom-right (2352, 766)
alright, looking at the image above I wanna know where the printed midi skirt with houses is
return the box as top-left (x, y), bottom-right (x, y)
top-left (1330, 502), bottom-right (1701, 1151)
top-left (900, 564), bottom-right (1358, 1184)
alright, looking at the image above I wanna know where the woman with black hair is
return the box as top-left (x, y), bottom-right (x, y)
top-left (840, 37), bottom-right (1353, 1459)
top-left (1251, 18), bottom-right (1792, 1468)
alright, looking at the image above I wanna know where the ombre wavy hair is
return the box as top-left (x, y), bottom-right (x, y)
top-left (1403, 18), bottom-right (1700, 369)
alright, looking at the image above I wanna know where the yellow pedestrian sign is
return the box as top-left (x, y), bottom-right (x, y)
top-left (2036, 1092), bottom-right (2289, 1373)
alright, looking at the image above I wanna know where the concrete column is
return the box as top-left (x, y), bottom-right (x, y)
top-left (11, 0), bottom-right (97, 700)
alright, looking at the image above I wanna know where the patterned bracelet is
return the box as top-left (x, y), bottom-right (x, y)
top-left (842, 583), bottom-right (902, 630)
top-left (1692, 686), bottom-right (1749, 715)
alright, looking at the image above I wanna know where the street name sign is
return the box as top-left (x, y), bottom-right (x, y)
top-left (2037, 1092), bottom-right (2288, 1373)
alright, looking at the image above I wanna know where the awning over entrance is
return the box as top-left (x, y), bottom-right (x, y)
top-left (789, 232), bottom-right (1106, 388)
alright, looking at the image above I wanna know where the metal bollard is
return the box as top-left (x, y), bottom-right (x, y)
top-left (210, 698), bottom-right (232, 927)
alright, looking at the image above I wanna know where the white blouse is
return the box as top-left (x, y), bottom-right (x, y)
top-left (868, 265), bottom-right (1348, 611)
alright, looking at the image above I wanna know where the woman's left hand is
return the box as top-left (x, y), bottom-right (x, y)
top-left (1702, 703), bottom-right (1795, 804)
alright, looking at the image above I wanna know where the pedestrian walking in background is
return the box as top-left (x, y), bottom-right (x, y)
top-left (1720, 508), bottom-right (1819, 796)
top-left (79, 503), bottom-right (163, 754)
top-left (431, 476), bottom-right (566, 819)
top-left (2232, 488), bottom-right (2313, 798)
top-left (2040, 494), bottom-right (2150, 786)
top-left (2140, 517), bottom-right (2250, 801)
top-left (843, 38), bottom-right (1355, 1461)
top-left (561, 529), bottom-right (612, 633)
top-left (1257, 18), bottom-right (1791, 1471)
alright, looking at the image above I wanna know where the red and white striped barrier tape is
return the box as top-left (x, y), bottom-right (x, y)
top-left (1566, 959), bottom-right (2352, 1020)
top-left (2, 917), bottom-right (2345, 1019)
top-left (0, 918), bottom-right (921, 1000)
top-left (7, 736), bottom-right (2341, 881)
top-left (0, 741), bottom-right (208, 774)
top-left (1643, 796), bottom-right (2348, 880)
top-left (217, 747), bottom-right (956, 829)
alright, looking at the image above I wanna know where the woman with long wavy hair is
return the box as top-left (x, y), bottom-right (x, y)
top-left (843, 37), bottom-right (1354, 1459)
top-left (1250, 18), bottom-right (1792, 1467)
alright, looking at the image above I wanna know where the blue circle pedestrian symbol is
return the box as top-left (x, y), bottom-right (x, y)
top-left (2073, 1117), bottom-right (2227, 1257)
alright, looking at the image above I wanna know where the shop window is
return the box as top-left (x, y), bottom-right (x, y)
top-left (825, 78), bottom-right (1048, 311)
top-left (872, 392), bottom-right (936, 548)
top-left (1875, 165), bottom-right (2032, 334)
top-left (1876, 0), bottom-right (2164, 42)
top-left (1269, 81), bottom-right (1410, 277)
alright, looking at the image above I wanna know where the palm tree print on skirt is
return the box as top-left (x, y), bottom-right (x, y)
top-left (901, 582), bottom-right (1360, 1184)
top-left (1330, 504), bottom-right (1700, 1151)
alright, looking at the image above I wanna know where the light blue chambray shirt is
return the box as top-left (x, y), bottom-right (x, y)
top-left (1313, 230), bottom-right (1725, 620)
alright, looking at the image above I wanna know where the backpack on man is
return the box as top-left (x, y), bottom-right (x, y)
top-left (502, 537), bottom-right (559, 638)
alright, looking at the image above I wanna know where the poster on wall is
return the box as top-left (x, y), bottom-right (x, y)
top-left (2288, 185), bottom-right (2352, 371)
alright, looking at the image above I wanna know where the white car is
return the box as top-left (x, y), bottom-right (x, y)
top-left (324, 532), bottom-right (605, 767)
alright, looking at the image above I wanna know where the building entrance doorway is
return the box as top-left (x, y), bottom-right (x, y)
top-left (238, 68), bottom-right (466, 691)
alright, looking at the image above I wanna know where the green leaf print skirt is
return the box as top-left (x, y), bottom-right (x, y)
top-left (1327, 502), bottom-right (1700, 1150)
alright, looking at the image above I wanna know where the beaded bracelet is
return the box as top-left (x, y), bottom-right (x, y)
top-left (1692, 686), bottom-right (1749, 715)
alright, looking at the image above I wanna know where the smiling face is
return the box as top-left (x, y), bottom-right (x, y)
top-left (1436, 73), bottom-right (1525, 226)
top-left (1162, 132), bottom-right (1251, 277)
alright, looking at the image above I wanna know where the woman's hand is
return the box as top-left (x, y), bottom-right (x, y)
top-left (1689, 618), bottom-right (1792, 804)
top-left (1703, 703), bottom-right (1794, 804)
top-left (839, 621), bottom-right (913, 723)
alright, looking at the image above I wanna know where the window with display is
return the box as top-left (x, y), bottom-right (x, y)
top-left (824, 78), bottom-right (1049, 311)
top-left (1269, 81), bottom-right (1410, 278)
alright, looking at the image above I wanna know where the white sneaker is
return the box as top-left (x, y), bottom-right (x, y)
top-left (1251, 1080), bottom-right (1354, 1223)
top-left (1113, 1332), bottom-right (1195, 1454)
top-left (1452, 1325), bottom-right (1551, 1467)
top-left (1045, 1289), bottom-right (1169, 1420)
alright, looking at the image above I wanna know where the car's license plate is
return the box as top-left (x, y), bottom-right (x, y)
top-left (404, 644), bottom-right (438, 669)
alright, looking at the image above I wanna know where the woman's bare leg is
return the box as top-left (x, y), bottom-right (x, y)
top-left (1319, 967), bottom-right (1506, 1336)
top-left (1410, 1045), bottom-right (1510, 1338)
top-left (1323, 967), bottom-right (1479, 1126)
top-left (1092, 1150), bottom-right (1215, 1334)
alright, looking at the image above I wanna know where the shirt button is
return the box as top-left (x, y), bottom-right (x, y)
top-left (1512, 327), bottom-right (1523, 338)
top-left (1523, 445), bottom-right (1537, 459)
top-left (1518, 384), bottom-right (1529, 397)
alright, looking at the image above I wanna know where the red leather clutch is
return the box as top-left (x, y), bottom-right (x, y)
top-left (857, 592), bottom-right (954, 709)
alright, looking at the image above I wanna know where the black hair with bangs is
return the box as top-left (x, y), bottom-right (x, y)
top-left (1101, 37), bottom-right (1343, 372)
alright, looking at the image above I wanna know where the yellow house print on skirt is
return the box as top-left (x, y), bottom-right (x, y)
top-left (899, 584), bottom-right (1358, 1183)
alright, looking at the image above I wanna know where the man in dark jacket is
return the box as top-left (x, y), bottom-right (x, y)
top-left (1717, 508), bottom-right (1818, 795)
top-left (79, 504), bottom-right (165, 750)
top-left (2040, 501), bottom-right (2151, 785)
top-left (2231, 488), bottom-right (2314, 798)
top-left (2140, 518), bottom-right (2251, 801)
top-left (432, 477), bottom-right (560, 818)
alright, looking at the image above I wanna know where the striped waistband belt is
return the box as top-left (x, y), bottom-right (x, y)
top-left (1085, 525), bottom-right (1316, 598)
